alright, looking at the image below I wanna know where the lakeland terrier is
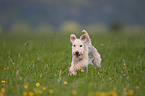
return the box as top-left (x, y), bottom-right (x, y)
top-left (69, 30), bottom-right (102, 76)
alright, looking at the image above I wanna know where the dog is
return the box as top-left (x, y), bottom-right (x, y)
top-left (69, 30), bottom-right (102, 76)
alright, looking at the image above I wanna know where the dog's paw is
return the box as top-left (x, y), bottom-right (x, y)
top-left (68, 73), bottom-right (72, 76)
top-left (72, 71), bottom-right (77, 76)
top-left (68, 71), bottom-right (77, 76)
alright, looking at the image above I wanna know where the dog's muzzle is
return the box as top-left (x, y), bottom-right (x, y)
top-left (75, 51), bottom-right (80, 57)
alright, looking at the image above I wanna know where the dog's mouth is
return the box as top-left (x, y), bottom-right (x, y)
top-left (76, 54), bottom-right (80, 57)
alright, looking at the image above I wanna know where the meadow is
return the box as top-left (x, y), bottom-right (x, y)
top-left (0, 32), bottom-right (145, 96)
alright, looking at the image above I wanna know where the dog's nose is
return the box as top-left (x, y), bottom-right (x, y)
top-left (75, 51), bottom-right (79, 55)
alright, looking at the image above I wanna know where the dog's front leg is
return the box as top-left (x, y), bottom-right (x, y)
top-left (75, 59), bottom-right (88, 71)
top-left (69, 61), bottom-right (77, 76)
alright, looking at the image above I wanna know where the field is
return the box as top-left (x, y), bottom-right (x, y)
top-left (0, 32), bottom-right (145, 96)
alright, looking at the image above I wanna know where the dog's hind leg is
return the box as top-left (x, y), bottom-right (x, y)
top-left (92, 47), bottom-right (101, 69)
top-left (82, 30), bottom-right (92, 46)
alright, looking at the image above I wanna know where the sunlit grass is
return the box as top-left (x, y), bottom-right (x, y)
top-left (0, 32), bottom-right (145, 96)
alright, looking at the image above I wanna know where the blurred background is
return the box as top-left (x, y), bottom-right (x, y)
top-left (0, 0), bottom-right (145, 34)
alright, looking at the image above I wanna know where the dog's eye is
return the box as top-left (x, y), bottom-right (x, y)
top-left (80, 45), bottom-right (82, 47)
top-left (73, 45), bottom-right (76, 47)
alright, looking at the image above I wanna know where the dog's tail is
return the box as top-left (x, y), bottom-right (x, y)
top-left (82, 30), bottom-right (92, 46)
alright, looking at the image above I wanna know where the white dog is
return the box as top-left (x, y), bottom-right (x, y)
top-left (69, 30), bottom-right (102, 76)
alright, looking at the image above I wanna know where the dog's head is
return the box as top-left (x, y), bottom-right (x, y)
top-left (70, 34), bottom-right (87, 57)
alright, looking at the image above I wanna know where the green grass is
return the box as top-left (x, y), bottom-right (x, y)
top-left (0, 32), bottom-right (145, 96)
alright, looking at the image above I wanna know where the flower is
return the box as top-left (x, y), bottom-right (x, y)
top-left (136, 86), bottom-right (139, 89)
top-left (88, 91), bottom-right (94, 96)
top-left (81, 70), bottom-right (84, 72)
top-left (29, 92), bottom-right (33, 96)
top-left (0, 92), bottom-right (3, 96)
top-left (100, 92), bottom-right (106, 96)
top-left (63, 81), bottom-right (68, 85)
top-left (128, 89), bottom-right (134, 95)
top-left (38, 90), bottom-right (42, 94)
top-left (1, 88), bottom-right (5, 93)
top-left (4, 68), bottom-right (7, 70)
top-left (49, 89), bottom-right (54, 94)
top-left (1, 80), bottom-right (5, 83)
top-left (24, 85), bottom-right (28, 89)
top-left (42, 87), bottom-right (46, 90)
top-left (23, 92), bottom-right (27, 96)
top-left (128, 69), bottom-right (130, 71)
top-left (112, 93), bottom-right (117, 96)
top-left (72, 90), bottom-right (77, 95)
top-left (127, 76), bottom-right (129, 79)
top-left (123, 63), bottom-right (126, 66)
top-left (124, 74), bottom-right (126, 77)
top-left (36, 83), bottom-right (40, 87)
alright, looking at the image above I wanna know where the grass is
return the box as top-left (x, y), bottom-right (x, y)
top-left (0, 32), bottom-right (145, 96)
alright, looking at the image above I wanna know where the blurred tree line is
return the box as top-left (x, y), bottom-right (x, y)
top-left (0, 0), bottom-right (145, 33)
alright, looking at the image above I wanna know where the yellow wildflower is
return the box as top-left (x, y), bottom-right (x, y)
top-left (100, 92), bottom-right (106, 96)
top-left (4, 68), bottom-right (7, 70)
top-left (112, 91), bottom-right (117, 96)
top-left (0, 92), bottom-right (3, 96)
top-left (124, 74), bottom-right (126, 77)
top-left (1, 80), bottom-right (5, 83)
top-left (81, 70), bottom-right (84, 72)
top-left (127, 76), bottom-right (129, 79)
top-left (42, 87), bottom-right (46, 90)
top-left (113, 93), bottom-right (117, 96)
top-left (123, 63), bottom-right (126, 66)
top-left (72, 90), bottom-right (77, 95)
top-left (136, 86), bottom-right (139, 89)
top-left (63, 81), bottom-right (68, 85)
top-left (88, 91), bottom-right (94, 96)
top-left (1, 88), bottom-right (5, 93)
top-left (24, 85), bottom-right (28, 89)
top-left (36, 82), bottom-right (40, 87)
top-left (28, 92), bottom-right (33, 96)
top-left (128, 69), bottom-right (130, 71)
top-left (38, 90), bottom-right (42, 94)
top-left (23, 92), bottom-right (27, 96)
top-left (128, 89), bottom-right (134, 95)
top-left (49, 89), bottom-right (54, 94)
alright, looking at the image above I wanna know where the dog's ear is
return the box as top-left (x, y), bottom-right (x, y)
top-left (70, 34), bottom-right (77, 43)
top-left (80, 34), bottom-right (87, 43)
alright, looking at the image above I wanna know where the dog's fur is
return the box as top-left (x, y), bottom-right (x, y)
top-left (69, 30), bottom-right (101, 76)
